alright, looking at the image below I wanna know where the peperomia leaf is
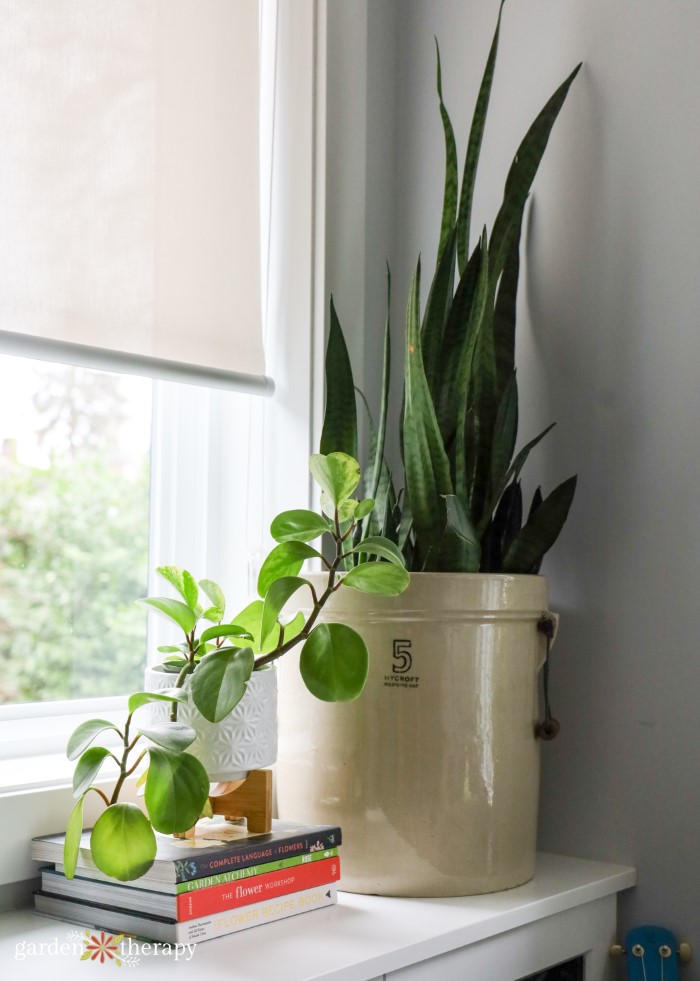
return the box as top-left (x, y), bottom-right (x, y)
top-left (145, 749), bottom-right (210, 835)
top-left (137, 721), bottom-right (197, 753)
top-left (137, 597), bottom-right (197, 635)
top-left (63, 794), bottom-right (86, 879)
top-left (300, 623), bottom-right (368, 702)
top-left (257, 542), bottom-right (323, 600)
top-left (271, 510), bottom-right (331, 544)
top-left (354, 498), bottom-right (375, 521)
top-left (67, 719), bottom-right (120, 761)
top-left (127, 689), bottom-right (188, 715)
top-left (341, 562), bottom-right (410, 596)
top-left (190, 647), bottom-right (254, 723)
top-left (199, 623), bottom-right (253, 645)
top-left (261, 576), bottom-right (313, 643)
top-left (199, 578), bottom-right (225, 621)
top-left (90, 803), bottom-right (157, 881)
top-left (72, 746), bottom-right (114, 798)
top-left (156, 566), bottom-right (198, 610)
top-left (309, 453), bottom-right (361, 509)
top-left (350, 536), bottom-right (405, 567)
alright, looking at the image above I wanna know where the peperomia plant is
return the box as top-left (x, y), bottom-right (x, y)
top-left (322, 6), bottom-right (579, 574)
top-left (63, 453), bottom-right (409, 881)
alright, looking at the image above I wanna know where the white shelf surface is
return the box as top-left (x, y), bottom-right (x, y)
top-left (1, 853), bottom-right (635, 980)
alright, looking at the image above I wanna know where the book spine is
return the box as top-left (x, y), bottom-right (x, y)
top-left (177, 828), bottom-right (342, 882)
top-left (176, 848), bottom-right (339, 894)
top-left (176, 884), bottom-right (338, 943)
top-left (177, 856), bottom-right (340, 921)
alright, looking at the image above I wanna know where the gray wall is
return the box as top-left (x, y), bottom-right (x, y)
top-left (328, 0), bottom-right (700, 943)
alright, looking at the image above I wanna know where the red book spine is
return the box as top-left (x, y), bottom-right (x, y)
top-left (176, 857), bottom-right (341, 921)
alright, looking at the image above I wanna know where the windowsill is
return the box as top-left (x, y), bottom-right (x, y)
top-left (0, 854), bottom-right (636, 980)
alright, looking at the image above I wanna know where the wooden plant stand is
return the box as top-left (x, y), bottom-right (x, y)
top-left (174, 769), bottom-right (273, 839)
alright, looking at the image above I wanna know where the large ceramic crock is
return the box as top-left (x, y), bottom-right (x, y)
top-left (144, 664), bottom-right (277, 782)
top-left (275, 573), bottom-right (554, 897)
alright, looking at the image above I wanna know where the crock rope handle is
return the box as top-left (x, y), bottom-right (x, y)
top-left (535, 614), bottom-right (560, 741)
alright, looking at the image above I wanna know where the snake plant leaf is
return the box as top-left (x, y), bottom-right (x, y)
top-left (493, 207), bottom-right (524, 399)
top-left (137, 721), bottom-right (197, 753)
top-left (261, 576), bottom-right (313, 643)
top-left (529, 485), bottom-right (544, 519)
top-left (90, 803), bottom-right (157, 882)
top-left (310, 452), bottom-right (361, 508)
top-left (456, 0), bottom-right (505, 274)
top-left (480, 421), bottom-right (556, 535)
top-left (257, 542), bottom-right (323, 599)
top-left (342, 561), bottom-right (410, 596)
top-left (422, 227), bottom-right (457, 398)
top-left (349, 536), bottom-right (406, 567)
top-left (482, 478), bottom-right (523, 572)
top-left (490, 62), bottom-right (582, 279)
top-left (490, 371), bottom-right (519, 493)
top-left (369, 266), bottom-right (392, 504)
top-left (502, 475), bottom-right (577, 573)
top-left (444, 494), bottom-right (477, 544)
top-left (443, 495), bottom-right (480, 571)
top-left (63, 794), bottom-right (86, 879)
top-left (198, 579), bottom-right (225, 621)
top-left (435, 39), bottom-right (459, 263)
top-left (137, 597), bottom-right (197, 635)
top-left (72, 746), bottom-right (114, 799)
top-left (403, 259), bottom-right (453, 557)
top-left (320, 297), bottom-right (358, 460)
top-left (300, 623), bottom-right (369, 701)
top-left (357, 383), bottom-right (397, 541)
top-left (190, 647), bottom-right (254, 723)
top-left (271, 509), bottom-right (331, 543)
top-left (67, 719), bottom-right (121, 761)
top-left (145, 750), bottom-right (210, 836)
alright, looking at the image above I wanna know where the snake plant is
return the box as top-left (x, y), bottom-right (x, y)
top-left (322, 4), bottom-right (579, 573)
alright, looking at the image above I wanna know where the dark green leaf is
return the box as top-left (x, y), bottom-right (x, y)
top-left (63, 794), bottom-right (86, 879)
top-left (190, 647), bottom-right (254, 723)
top-left (422, 227), bottom-right (457, 398)
top-left (270, 509), bottom-right (331, 544)
top-left (300, 623), bottom-right (369, 701)
top-left (261, 576), bottom-right (313, 643)
top-left (72, 746), bottom-right (113, 798)
top-left (456, 0), bottom-right (505, 273)
top-left (91, 803), bottom-right (157, 881)
top-left (145, 749), bottom-right (210, 835)
top-left (435, 40), bottom-right (458, 262)
top-left (444, 495), bottom-right (477, 543)
top-left (480, 422), bottom-right (556, 536)
top-left (137, 597), bottom-right (197, 635)
top-left (137, 721), bottom-right (197, 753)
top-left (320, 297), bottom-right (358, 459)
top-left (342, 562), bottom-right (410, 596)
top-left (489, 371), bottom-right (518, 493)
top-left (309, 452), bottom-right (361, 508)
top-left (67, 719), bottom-right (120, 761)
top-left (257, 542), bottom-right (322, 599)
top-left (403, 260), bottom-right (453, 555)
top-left (493, 208), bottom-right (523, 398)
top-left (502, 475), bottom-right (577, 573)
top-left (127, 688), bottom-right (188, 714)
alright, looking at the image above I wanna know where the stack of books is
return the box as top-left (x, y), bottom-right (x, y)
top-left (31, 818), bottom-right (341, 943)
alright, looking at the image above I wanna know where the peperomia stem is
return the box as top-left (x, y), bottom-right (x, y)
top-left (109, 712), bottom-right (142, 805)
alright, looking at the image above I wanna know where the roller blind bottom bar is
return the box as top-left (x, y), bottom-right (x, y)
top-left (0, 330), bottom-right (274, 397)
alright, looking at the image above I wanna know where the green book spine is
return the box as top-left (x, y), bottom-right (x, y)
top-left (174, 847), bottom-right (339, 894)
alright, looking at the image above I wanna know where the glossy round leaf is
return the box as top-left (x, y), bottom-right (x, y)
top-left (309, 452), bottom-right (361, 507)
top-left (199, 623), bottom-right (253, 645)
top-left (128, 688), bottom-right (188, 714)
top-left (72, 746), bottom-right (113, 798)
top-left (137, 721), bottom-right (197, 753)
top-left (350, 535), bottom-right (406, 567)
top-left (270, 509), bottom-right (331, 543)
top-left (137, 597), bottom-right (197, 634)
top-left (300, 623), bottom-right (369, 702)
top-left (257, 542), bottom-right (322, 599)
top-left (67, 719), bottom-right (120, 761)
top-left (341, 562), bottom-right (410, 596)
top-left (190, 647), bottom-right (254, 723)
top-left (63, 794), bottom-right (86, 879)
top-left (90, 803), bottom-right (157, 882)
top-left (261, 577), bottom-right (312, 643)
top-left (354, 498), bottom-right (375, 520)
top-left (145, 749), bottom-right (210, 834)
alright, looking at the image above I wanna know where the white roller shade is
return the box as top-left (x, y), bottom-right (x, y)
top-left (0, 0), bottom-right (270, 393)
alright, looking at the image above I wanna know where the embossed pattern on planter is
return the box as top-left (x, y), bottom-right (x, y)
top-left (144, 665), bottom-right (277, 781)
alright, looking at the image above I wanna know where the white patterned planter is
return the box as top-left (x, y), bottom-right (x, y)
top-left (144, 665), bottom-right (277, 782)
